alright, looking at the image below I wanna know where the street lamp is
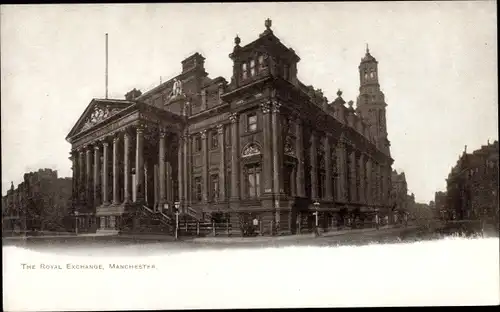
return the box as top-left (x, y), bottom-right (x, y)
top-left (74, 211), bottom-right (79, 235)
top-left (313, 201), bottom-right (320, 236)
top-left (174, 201), bottom-right (180, 240)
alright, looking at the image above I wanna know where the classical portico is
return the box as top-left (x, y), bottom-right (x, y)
top-left (67, 99), bottom-right (185, 232)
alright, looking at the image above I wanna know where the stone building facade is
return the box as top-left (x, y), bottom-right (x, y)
top-left (434, 191), bottom-right (447, 220)
top-left (66, 20), bottom-right (394, 235)
top-left (445, 140), bottom-right (499, 224)
top-left (2, 169), bottom-right (72, 235)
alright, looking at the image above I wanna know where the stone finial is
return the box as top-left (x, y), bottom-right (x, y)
top-left (265, 18), bottom-right (272, 30)
top-left (234, 35), bottom-right (241, 46)
top-left (348, 100), bottom-right (354, 108)
top-left (337, 89), bottom-right (343, 97)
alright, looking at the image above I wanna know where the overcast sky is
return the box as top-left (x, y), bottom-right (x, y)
top-left (1, 2), bottom-right (497, 203)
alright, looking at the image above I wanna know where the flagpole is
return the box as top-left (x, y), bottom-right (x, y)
top-left (105, 33), bottom-right (108, 99)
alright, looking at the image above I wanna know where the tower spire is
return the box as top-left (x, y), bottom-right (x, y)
top-left (366, 43), bottom-right (369, 54)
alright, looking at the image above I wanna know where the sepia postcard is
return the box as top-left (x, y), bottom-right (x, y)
top-left (1, 2), bottom-right (499, 311)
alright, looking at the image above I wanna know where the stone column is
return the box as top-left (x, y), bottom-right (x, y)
top-left (177, 135), bottom-right (184, 203)
top-left (123, 130), bottom-right (131, 204)
top-left (78, 149), bottom-right (85, 204)
top-left (102, 141), bottom-right (110, 205)
top-left (335, 139), bottom-right (346, 202)
top-left (71, 151), bottom-right (78, 206)
top-left (366, 157), bottom-right (373, 206)
top-left (135, 125), bottom-right (145, 203)
top-left (261, 102), bottom-right (273, 194)
top-left (310, 132), bottom-right (318, 200)
top-left (217, 124), bottom-right (226, 201)
top-left (112, 135), bottom-right (120, 205)
top-left (349, 149), bottom-right (357, 203)
top-left (158, 128), bottom-right (167, 207)
top-left (358, 153), bottom-right (365, 204)
top-left (324, 136), bottom-right (333, 201)
top-left (295, 117), bottom-right (305, 197)
top-left (201, 130), bottom-right (208, 203)
top-left (229, 113), bottom-right (240, 201)
top-left (93, 143), bottom-right (101, 206)
top-left (86, 146), bottom-right (93, 207)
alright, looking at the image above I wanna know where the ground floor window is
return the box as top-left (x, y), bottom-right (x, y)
top-left (210, 174), bottom-right (219, 201)
top-left (194, 177), bottom-right (202, 202)
top-left (245, 165), bottom-right (261, 199)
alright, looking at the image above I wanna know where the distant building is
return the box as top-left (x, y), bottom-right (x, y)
top-left (391, 170), bottom-right (411, 223)
top-left (434, 191), bottom-right (447, 220)
top-left (65, 19), bottom-right (395, 235)
top-left (1, 169), bottom-right (72, 235)
top-left (445, 141), bottom-right (499, 224)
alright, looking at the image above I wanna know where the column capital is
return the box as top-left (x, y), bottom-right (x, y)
top-left (260, 102), bottom-right (271, 114)
top-left (216, 123), bottom-right (224, 134)
top-left (93, 144), bottom-right (101, 151)
top-left (159, 127), bottom-right (168, 138)
top-left (229, 112), bottom-right (238, 123)
top-left (136, 124), bottom-right (145, 134)
top-left (200, 129), bottom-right (207, 139)
top-left (271, 101), bottom-right (282, 113)
top-left (113, 134), bottom-right (120, 143)
top-left (102, 140), bottom-right (109, 147)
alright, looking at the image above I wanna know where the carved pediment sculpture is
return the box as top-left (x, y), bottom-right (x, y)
top-left (81, 106), bottom-right (119, 131)
top-left (242, 143), bottom-right (261, 157)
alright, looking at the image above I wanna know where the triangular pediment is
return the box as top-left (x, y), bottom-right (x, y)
top-left (66, 99), bottom-right (134, 141)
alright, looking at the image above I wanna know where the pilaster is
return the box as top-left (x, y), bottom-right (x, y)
top-left (201, 129), bottom-right (208, 203)
top-left (261, 102), bottom-right (273, 194)
top-left (324, 135), bottom-right (333, 201)
top-left (217, 124), bottom-right (226, 201)
top-left (310, 131), bottom-right (318, 200)
top-left (229, 112), bottom-right (240, 201)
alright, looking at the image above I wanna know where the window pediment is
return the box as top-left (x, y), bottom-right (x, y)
top-left (242, 143), bottom-right (262, 158)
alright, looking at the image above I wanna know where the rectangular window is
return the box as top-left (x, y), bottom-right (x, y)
top-left (211, 174), bottom-right (219, 201)
top-left (250, 59), bottom-right (256, 77)
top-left (247, 114), bottom-right (257, 132)
top-left (283, 64), bottom-right (289, 80)
top-left (195, 136), bottom-right (202, 152)
top-left (194, 177), bottom-right (202, 202)
top-left (211, 130), bottom-right (219, 149)
top-left (258, 55), bottom-right (265, 71)
top-left (246, 166), bottom-right (261, 199)
top-left (242, 63), bottom-right (248, 80)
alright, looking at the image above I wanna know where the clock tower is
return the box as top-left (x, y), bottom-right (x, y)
top-left (356, 45), bottom-right (391, 156)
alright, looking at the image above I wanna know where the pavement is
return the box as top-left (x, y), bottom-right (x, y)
top-left (3, 225), bottom-right (419, 244)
